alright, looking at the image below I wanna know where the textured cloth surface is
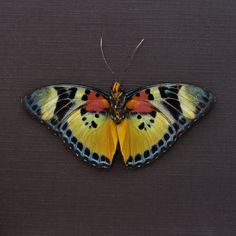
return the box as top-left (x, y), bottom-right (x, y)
top-left (0, 0), bottom-right (236, 235)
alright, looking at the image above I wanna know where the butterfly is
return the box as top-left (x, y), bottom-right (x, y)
top-left (23, 81), bottom-right (215, 168)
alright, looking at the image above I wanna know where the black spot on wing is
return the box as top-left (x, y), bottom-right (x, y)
top-left (135, 154), bottom-right (142, 162)
top-left (164, 133), bottom-right (170, 141)
top-left (151, 145), bottom-right (158, 153)
top-left (32, 104), bottom-right (38, 111)
top-left (169, 86), bottom-right (179, 94)
top-left (138, 122), bottom-right (145, 130)
top-left (80, 108), bottom-right (87, 115)
top-left (101, 155), bottom-right (106, 162)
top-left (158, 140), bottom-right (164, 146)
top-left (50, 118), bottom-right (58, 126)
top-left (91, 121), bottom-right (97, 128)
top-left (55, 99), bottom-right (72, 120)
top-left (202, 95), bottom-right (209, 103)
top-left (84, 148), bottom-right (90, 156)
top-left (61, 122), bottom-right (68, 131)
top-left (54, 87), bottom-right (73, 120)
top-left (66, 129), bottom-right (72, 137)
top-left (81, 95), bottom-right (88, 101)
top-left (144, 150), bottom-right (150, 158)
top-left (168, 126), bottom-right (174, 134)
top-left (162, 99), bottom-right (182, 120)
top-left (85, 89), bottom-right (91, 95)
top-left (127, 156), bottom-right (133, 164)
top-left (173, 123), bottom-right (180, 132)
top-left (92, 153), bottom-right (99, 160)
top-left (28, 98), bottom-right (34, 105)
top-left (101, 156), bottom-right (110, 165)
top-left (179, 117), bottom-right (187, 125)
top-left (69, 87), bottom-right (77, 99)
top-left (77, 142), bottom-right (83, 151)
top-left (71, 137), bottom-right (77, 144)
top-left (56, 87), bottom-right (68, 99)
top-left (148, 94), bottom-right (154, 100)
top-left (159, 86), bottom-right (182, 120)
top-left (159, 87), bottom-right (167, 98)
top-left (150, 110), bottom-right (156, 118)
top-left (199, 102), bottom-right (206, 108)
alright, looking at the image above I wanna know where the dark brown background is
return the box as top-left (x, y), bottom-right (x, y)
top-left (1, 0), bottom-right (236, 235)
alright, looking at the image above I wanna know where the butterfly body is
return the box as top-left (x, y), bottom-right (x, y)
top-left (109, 82), bottom-right (127, 123)
top-left (24, 82), bottom-right (215, 168)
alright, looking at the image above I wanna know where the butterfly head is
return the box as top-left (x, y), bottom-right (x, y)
top-left (109, 82), bottom-right (126, 123)
top-left (111, 81), bottom-right (121, 94)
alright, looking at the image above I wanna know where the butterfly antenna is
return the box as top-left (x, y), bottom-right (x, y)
top-left (124, 38), bottom-right (144, 72)
top-left (100, 36), bottom-right (115, 74)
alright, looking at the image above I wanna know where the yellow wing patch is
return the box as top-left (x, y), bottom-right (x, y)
top-left (117, 111), bottom-right (172, 166)
top-left (178, 85), bottom-right (202, 119)
top-left (64, 109), bottom-right (118, 165)
top-left (39, 87), bottom-right (58, 120)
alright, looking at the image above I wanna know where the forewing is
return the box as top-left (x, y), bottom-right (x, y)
top-left (24, 85), bottom-right (118, 168)
top-left (118, 83), bottom-right (215, 167)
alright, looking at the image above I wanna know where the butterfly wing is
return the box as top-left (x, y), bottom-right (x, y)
top-left (118, 83), bottom-right (215, 167)
top-left (24, 85), bottom-right (118, 168)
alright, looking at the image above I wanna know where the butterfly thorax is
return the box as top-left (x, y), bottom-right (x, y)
top-left (109, 82), bottom-right (127, 124)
